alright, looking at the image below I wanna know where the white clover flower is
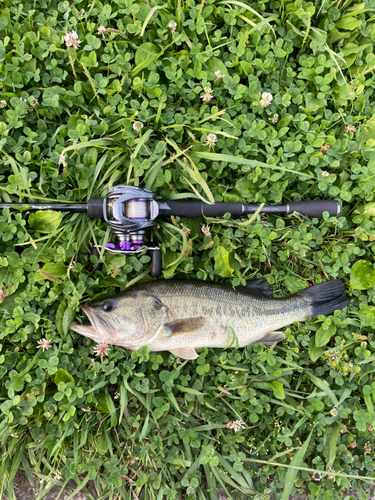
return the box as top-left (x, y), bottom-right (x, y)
top-left (205, 133), bottom-right (217, 148)
top-left (64, 30), bottom-right (81, 50)
top-left (345, 125), bottom-right (356, 133)
top-left (93, 342), bottom-right (110, 356)
top-left (226, 420), bottom-right (246, 433)
top-left (0, 100), bottom-right (7, 107)
top-left (168, 21), bottom-right (177, 34)
top-left (59, 154), bottom-right (68, 169)
top-left (19, 97), bottom-right (27, 103)
top-left (37, 338), bottom-right (52, 352)
top-left (201, 224), bottom-right (211, 237)
top-left (201, 87), bottom-right (213, 103)
top-left (312, 472), bottom-right (322, 481)
top-left (260, 91), bottom-right (273, 108)
top-left (321, 171), bottom-right (329, 177)
top-left (215, 70), bottom-right (225, 81)
top-left (330, 408), bottom-right (339, 417)
top-left (269, 113), bottom-right (278, 124)
top-left (97, 26), bottom-right (106, 38)
top-left (30, 97), bottom-right (38, 106)
top-left (133, 121), bottom-right (144, 132)
top-left (64, 32), bottom-right (73, 47)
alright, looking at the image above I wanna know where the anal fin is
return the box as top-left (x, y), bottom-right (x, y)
top-left (251, 331), bottom-right (285, 346)
top-left (169, 347), bottom-right (199, 360)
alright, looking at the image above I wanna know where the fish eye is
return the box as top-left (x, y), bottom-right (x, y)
top-left (103, 301), bottom-right (115, 313)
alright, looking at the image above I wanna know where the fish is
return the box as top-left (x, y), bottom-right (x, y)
top-left (69, 278), bottom-right (351, 360)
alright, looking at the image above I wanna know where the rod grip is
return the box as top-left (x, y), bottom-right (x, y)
top-left (287, 200), bottom-right (341, 218)
top-left (160, 201), bottom-right (243, 218)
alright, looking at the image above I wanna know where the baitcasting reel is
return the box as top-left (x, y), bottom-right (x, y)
top-left (0, 185), bottom-right (341, 277)
top-left (87, 186), bottom-right (163, 277)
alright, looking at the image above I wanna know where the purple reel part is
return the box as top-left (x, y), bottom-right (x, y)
top-left (106, 241), bottom-right (145, 252)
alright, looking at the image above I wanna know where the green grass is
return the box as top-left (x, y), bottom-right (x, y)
top-left (0, 0), bottom-right (375, 498)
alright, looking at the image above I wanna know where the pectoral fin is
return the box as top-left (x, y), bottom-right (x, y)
top-left (164, 317), bottom-right (207, 337)
top-left (251, 331), bottom-right (285, 346)
top-left (169, 347), bottom-right (199, 360)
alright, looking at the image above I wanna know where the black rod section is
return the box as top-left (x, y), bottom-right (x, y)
top-left (158, 201), bottom-right (244, 217)
top-left (0, 203), bottom-right (88, 212)
top-left (158, 200), bottom-right (340, 218)
top-left (243, 204), bottom-right (287, 214)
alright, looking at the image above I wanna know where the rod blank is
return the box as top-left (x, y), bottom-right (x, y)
top-left (0, 203), bottom-right (88, 212)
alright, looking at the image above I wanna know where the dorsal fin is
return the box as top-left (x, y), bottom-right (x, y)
top-left (164, 317), bottom-right (207, 337)
top-left (237, 278), bottom-right (274, 298)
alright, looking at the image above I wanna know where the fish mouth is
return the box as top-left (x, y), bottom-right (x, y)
top-left (69, 305), bottom-right (115, 343)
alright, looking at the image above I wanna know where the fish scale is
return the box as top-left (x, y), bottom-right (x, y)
top-left (70, 278), bottom-right (350, 360)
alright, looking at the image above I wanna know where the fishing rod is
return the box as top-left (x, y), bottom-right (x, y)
top-left (1, 186), bottom-right (340, 277)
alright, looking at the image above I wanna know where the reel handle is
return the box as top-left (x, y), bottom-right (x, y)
top-left (151, 249), bottom-right (162, 277)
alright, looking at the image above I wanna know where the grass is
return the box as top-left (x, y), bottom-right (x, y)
top-left (0, 0), bottom-right (375, 498)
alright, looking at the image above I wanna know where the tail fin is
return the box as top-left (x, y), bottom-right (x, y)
top-left (296, 279), bottom-right (351, 318)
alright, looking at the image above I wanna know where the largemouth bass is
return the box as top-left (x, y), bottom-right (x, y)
top-left (70, 279), bottom-right (350, 359)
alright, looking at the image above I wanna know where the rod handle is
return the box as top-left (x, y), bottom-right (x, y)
top-left (287, 200), bottom-right (340, 218)
top-left (159, 201), bottom-right (243, 218)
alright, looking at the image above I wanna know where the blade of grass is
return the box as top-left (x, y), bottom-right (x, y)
top-left (127, 129), bottom-right (154, 183)
top-left (62, 138), bottom-right (122, 155)
top-left (123, 380), bottom-right (148, 409)
top-left (181, 155), bottom-right (215, 203)
top-left (65, 473), bottom-right (92, 500)
top-left (159, 221), bottom-right (187, 271)
top-left (119, 381), bottom-right (129, 425)
top-left (86, 151), bottom-right (109, 200)
top-left (304, 371), bottom-right (339, 406)
top-left (364, 394), bottom-right (375, 431)
top-left (241, 457), bottom-right (375, 484)
top-left (154, 93), bottom-right (166, 129)
top-left (7, 440), bottom-right (26, 500)
top-left (144, 155), bottom-right (165, 190)
top-left (190, 151), bottom-right (314, 179)
top-left (215, 451), bottom-right (254, 490)
top-left (219, 0), bottom-right (266, 21)
top-left (327, 423), bottom-right (340, 468)
top-left (281, 425), bottom-right (315, 500)
top-left (105, 390), bottom-right (117, 427)
top-left (138, 414), bottom-right (150, 441)
top-left (84, 380), bottom-right (108, 395)
top-left (202, 462), bottom-right (216, 500)
top-left (189, 127), bottom-right (238, 139)
top-left (180, 173), bottom-right (213, 205)
top-left (139, 4), bottom-right (164, 37)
